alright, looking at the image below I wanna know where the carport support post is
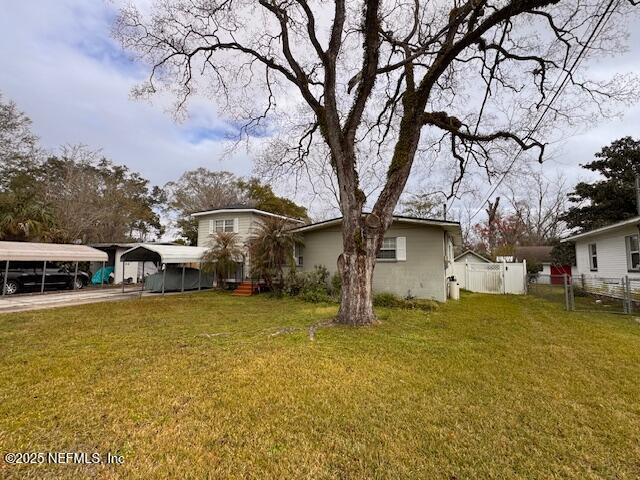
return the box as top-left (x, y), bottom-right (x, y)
top-left (73, 261), bottom-right (79, 290)
top-left (181, 265), bottom-right (185, 293)
top-left (122, 261), bottom-right (125, 293)
top-left (2, 260), bottom-right (8, 297)
top-left (198, 262), bottom-right (202, 291)
top-left (141, 262), bottom-right (145, 293)
top-left (101, 261), bottom-right (105, 288)
top-left (41, 260), bottom-right (47, 294)
top-left (161, 264), bottom-right (166, 296)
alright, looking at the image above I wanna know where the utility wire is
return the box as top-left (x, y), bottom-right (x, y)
top-left (467, 0), bottom-right (620, 222)
top-left (446, 22), bottom-right (510, 208)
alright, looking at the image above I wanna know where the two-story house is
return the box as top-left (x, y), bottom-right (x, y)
top-left (191, 207), bottom-right (304, 282)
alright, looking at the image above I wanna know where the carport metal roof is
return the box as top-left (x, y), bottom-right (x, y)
top-left (0, 241), bottom-right (108, 262)
top-left (120, 244), bottom-right (209, 264)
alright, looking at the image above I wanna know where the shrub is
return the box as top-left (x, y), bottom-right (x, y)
top-left (283, 265), bottom-right (335, 302)
top-left (373, 292), bottom-right (438, 312)
top-left (373, 292), bottom-right (401, 307)
top-left (300, 287), bottom-right (333, 303)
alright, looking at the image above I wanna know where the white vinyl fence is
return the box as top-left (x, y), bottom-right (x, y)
top-left (454, 261), bottom-right (527, 295)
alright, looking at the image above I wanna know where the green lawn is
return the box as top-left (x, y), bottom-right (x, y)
top-left (1, 292), bottom-right (639, 479)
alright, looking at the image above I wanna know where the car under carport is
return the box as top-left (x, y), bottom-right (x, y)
top-left (1, 241), bottom-right (108, 296)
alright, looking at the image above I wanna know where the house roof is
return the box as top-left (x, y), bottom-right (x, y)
top-left (190, 207), bottom-right (304, 223)
top-left (91, 242), bottom-right (176, 249)
top-left (454, 249), bottom-right (492, 263)
top-left (514, 246), bottom-right (553, 264)
top-left (120, 244), bottom-right (209, 264)
top-left (290, 215), bottom-right (463, 244)
top-left (0, 241), bottom-right (108, 262)
top-left (561, 216), bottom-right (640, 242)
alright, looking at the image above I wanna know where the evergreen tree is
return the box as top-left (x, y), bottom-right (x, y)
top-left (563, 137), bottom-right (640, 232)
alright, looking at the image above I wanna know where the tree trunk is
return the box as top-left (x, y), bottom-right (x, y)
top-left (336, 244), bottom-right (377, 326)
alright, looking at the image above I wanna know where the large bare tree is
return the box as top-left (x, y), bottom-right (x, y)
top-left (115, 0), bottom-right (637, 325)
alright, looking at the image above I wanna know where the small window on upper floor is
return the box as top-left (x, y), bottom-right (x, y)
top-left (215, 219), bottom-right (235, 233)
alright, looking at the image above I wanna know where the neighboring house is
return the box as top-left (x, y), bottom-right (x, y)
top-left (454, 250), bottom-right (492, 264)
top-left (514, 245), bottom-right (570, 275)
top-left (290, 216), bottom-right (462, 302)
top-left (191, 207), bottom-right (304, 282)
top-left (562, 216), bottom-right (640, 280)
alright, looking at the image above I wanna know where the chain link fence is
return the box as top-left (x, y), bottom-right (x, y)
top-left (528, 273), bottom-right (638, 314)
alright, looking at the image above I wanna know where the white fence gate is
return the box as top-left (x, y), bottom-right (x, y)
top-left (454, 261), bottom-right (527, 295)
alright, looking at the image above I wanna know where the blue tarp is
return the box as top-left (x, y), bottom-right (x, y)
top-left (91, 266), bottom-right (114, 285)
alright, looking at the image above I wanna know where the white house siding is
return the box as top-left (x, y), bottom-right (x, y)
top-left (114, 247), bottom-right (140, 284)
top-left (299, 223), bottom-right (449, 301)
top-left (574, 224), bottom-right (640, 280)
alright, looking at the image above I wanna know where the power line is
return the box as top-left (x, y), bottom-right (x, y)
top-left (446, 23), bottom-right (509, 208)
top-left (467, 0), bottom-right (620, 222)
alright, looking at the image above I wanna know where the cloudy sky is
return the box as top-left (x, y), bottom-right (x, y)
top-left (1, 0), bottom-right (639, 220)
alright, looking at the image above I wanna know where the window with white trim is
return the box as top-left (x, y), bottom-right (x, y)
top-left (215, 219), bottom-right (235, 233)
top-left (377, 237), bottom-right (397, 260)
top-left (588, 243), bottom-right (598, 271)
top-left (626, 235), bottom-right (640, 271)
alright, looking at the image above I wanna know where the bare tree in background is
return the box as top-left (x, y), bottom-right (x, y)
top-left (115, 0), bottom-right (638, 325)
top-left (0, 92), bottom-right (40, 187)
top-left (165, 169), bottom-right (250, 244)
top-left (505, 170), bottom-right (569, 243)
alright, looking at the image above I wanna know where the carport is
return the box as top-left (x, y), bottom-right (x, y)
top-left (1, 241), bottom-right (109, 296)
top-left (120, 244), bottom-right (209, 294)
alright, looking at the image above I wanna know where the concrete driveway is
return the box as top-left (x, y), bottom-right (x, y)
top-left (0, 286), bottom-right (146, 314)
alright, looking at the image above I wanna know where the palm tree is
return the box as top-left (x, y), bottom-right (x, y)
top-left (0, 196), bottom-right (57, 241)
top-left (248, 217), bottom-right (301, 291)
top-left (201, 232), bottom-right (244, 289)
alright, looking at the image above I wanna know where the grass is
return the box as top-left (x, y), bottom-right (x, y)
top-left (0, 291), bottom-right (639, 479)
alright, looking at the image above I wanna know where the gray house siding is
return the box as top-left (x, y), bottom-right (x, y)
top-left (196, 212), bottom-right (256, 248)
top-left (196, 211), bottom-right (263, 278)
top-left (299, 223), bottom-right (450, 301)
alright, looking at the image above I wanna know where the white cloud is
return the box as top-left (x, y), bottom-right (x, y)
top-left (0, 0), bottom-right (255, 188)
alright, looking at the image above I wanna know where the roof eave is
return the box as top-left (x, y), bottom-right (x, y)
top-left (562, 216), bottom-right (640, 242)
top-left (291, 215), bottom-right (463, 244)
top-left (190, 208), bottom-right (304, 223)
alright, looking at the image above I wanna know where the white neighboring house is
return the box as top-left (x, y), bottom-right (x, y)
top-left (562, 216), bottom-right (640, 280)
top-left (454, 250), bottom-right (493, 264)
